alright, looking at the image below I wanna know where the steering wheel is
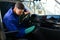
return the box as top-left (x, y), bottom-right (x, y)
top-left (21, 14), bottom-right (41, 34)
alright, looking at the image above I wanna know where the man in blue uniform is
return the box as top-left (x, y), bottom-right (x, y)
top-left (3, 2), bottom-right (31, 38)
top-left (3, 2), bottom-right (46, 40)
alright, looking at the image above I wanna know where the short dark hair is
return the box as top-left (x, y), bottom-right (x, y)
top-left (15, 2), bottom-right (24, 9)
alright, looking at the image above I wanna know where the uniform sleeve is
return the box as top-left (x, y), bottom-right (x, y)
top-left (24, 8), bottom-right (27, 12)
top-left (3, 17), bottom-right (25, 37)
top-left (3, 18), bottom-right (18, 31)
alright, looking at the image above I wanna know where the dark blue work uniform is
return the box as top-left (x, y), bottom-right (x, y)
top-left (3, 7), bottom-right (26, 37)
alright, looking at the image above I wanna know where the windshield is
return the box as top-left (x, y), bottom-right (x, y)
top-left (23, 0), bottom-right (60, 15)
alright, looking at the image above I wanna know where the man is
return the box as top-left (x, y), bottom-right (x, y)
top-left (3, 2), bottom-right (46, 40)
top-left (3, 2), bottom-right (32, 38)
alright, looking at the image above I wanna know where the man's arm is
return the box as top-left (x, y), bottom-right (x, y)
top-left (3, 17), bottom-right (25, 37)
top-left (24, 8), bottom-right (30, 15)
top-left (3, 18), bottom-right (18, 31)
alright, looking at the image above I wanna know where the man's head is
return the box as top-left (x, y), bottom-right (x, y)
top-left (13, 2), bottom-right (24, 16)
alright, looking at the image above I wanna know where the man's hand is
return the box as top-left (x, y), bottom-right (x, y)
top-left (24, 11), bottom-right (30, 15)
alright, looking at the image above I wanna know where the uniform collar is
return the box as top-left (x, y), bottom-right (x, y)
top-left (10, 7), bottom-right (19, 17)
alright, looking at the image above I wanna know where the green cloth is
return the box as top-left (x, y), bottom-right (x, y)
top-left (25, 26), bottom-right (35, 34)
